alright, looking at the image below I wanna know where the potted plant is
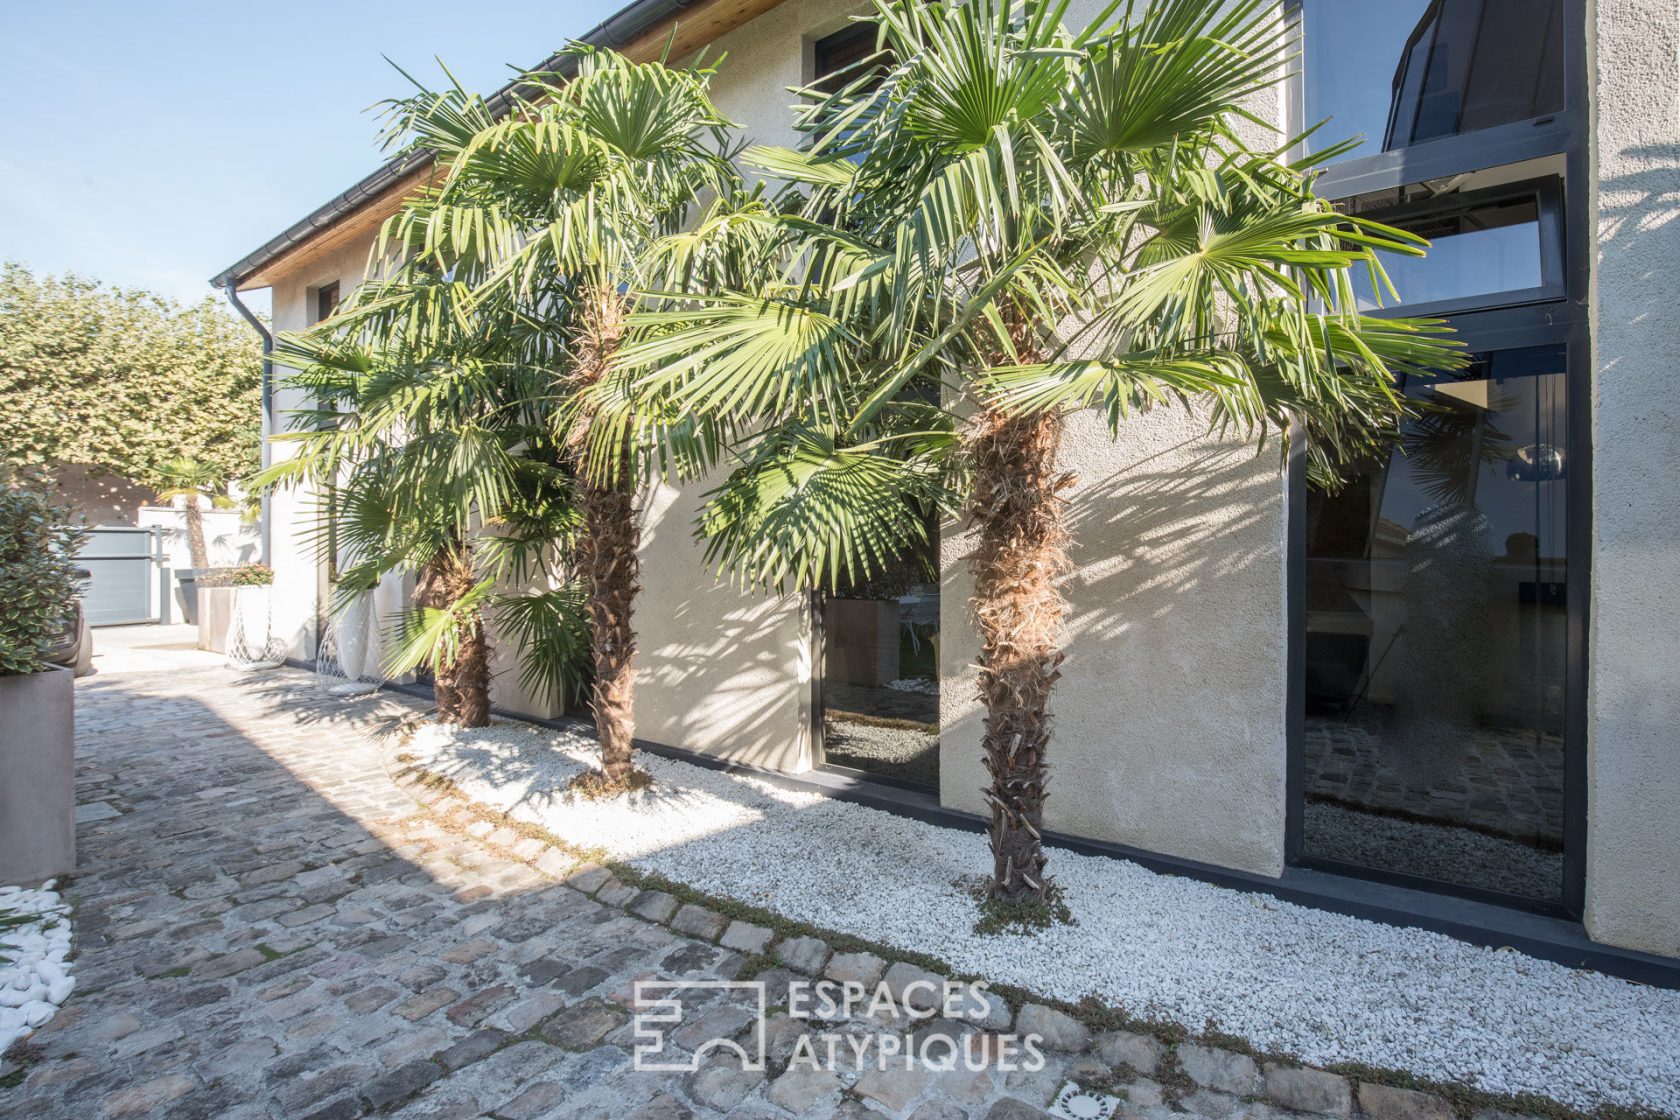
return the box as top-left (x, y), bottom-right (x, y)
top-left (194, 566), bottom-right (238, 653)
top-left (224, 563), bottom-right (282, 670)
top-left (154, 458), bottom-right (231, 625)
top-left (0, 471), bottom-right (85, 884)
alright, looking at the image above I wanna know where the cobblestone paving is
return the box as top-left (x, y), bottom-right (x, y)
top-left (2, 660), bottom-right (1504, 1120)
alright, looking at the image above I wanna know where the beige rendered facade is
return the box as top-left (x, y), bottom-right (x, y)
top-left (218, 0), bottom-right (1680, 962)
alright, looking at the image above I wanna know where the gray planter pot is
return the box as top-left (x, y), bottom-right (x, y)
top-left (197, 586), bottom-right (238, 654)
top-left (0, 667), bottom-right (75, 885)
top-left (175, 568), bottom-right (203, 625)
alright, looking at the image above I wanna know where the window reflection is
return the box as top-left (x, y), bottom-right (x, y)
top-left (820, 533), bottom-right (940, 787)
top-left (1340, 193), bottom-right (1547, 311)
top-left (1302, 346), bottom-right (1568, 902)
top-left (1305, 0), bottom-right (1565, 159)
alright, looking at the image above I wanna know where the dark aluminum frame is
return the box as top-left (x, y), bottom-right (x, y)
top-left (1284, 0), bottom-right (1591, 920)
top-left (1341, 175), bottom-right (1567, 320)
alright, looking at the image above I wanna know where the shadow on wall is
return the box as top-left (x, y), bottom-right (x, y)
top-left (41, 462), bottom-right (154, 527)
top-left (1595, 144), bottom-right (1680, 245)
top-left (1584, 141), bottom-right (1680, 956)
top-left (1061, 432), bottom-right (1281, 644)
top-left (636, 582), bottom-right (811, 773)
top-left (940, 407), bottom-right (1291, 875)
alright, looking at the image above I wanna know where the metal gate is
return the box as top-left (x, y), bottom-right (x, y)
top-left (77, 527), bottom-right (164, 626)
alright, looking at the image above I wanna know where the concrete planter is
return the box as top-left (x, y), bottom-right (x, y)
top-left (0, 668), bottom-right (75, 885)
top-left (175, 568), bottom-right (203, 625)
top-left (197, 586), bottom-right (238, 654)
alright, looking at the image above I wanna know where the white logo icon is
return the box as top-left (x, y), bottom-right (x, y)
top-left (632, 980), bottom-right (768, 1072)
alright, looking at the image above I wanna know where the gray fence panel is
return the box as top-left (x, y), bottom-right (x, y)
top-left (78, 528), bottom-right (160, 627)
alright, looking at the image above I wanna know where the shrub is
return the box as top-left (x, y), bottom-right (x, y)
top-left (230, 563), bottom-right (273, 587)
top-left (0, 471), bottom-right (88, 675)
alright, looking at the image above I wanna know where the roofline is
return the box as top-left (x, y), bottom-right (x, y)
top-left (209, 0), bottom-right (714, 291)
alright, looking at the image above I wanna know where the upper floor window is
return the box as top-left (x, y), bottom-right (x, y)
top-left (1303, 0), bottom-right (1565, 162)
top-left (812, 22), bottom-right (885, 94)
top-left (313, 281), bottom-right (340, 325)
top-left (1334, 171), bottom-right (1564, 316)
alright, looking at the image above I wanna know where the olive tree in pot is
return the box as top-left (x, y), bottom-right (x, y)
top-left (0, 471), bottom-right (87, 884)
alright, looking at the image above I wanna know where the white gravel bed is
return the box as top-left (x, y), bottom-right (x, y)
top-left (0, 881), bottom-right (75, 1054)
top-left (406, 721), bottom-right (1680, 1115)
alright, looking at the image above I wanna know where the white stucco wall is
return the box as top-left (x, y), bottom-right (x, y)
top-left (1584, 0), bottom-right (1680, 958)
top-left (633, 478), bottom-right (814, 770)
top-left (939, 409), bottom-right (1290, 877)
top-left (267, 240), bottom-right (371, 661)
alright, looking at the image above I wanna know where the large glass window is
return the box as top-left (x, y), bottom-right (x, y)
top-left (1304, 0), bottom-right (1565, 161)
top-left (1301, 346), bottom-right (1569, 904)
top-left (1336, 181), bottom-right (1561, 314)
top-left (819, 533), bottom-right (940, 787)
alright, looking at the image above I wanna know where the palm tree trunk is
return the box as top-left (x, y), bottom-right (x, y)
top-left (575, 288), bottom-right (641, 781)
top-left (967, 405), bottom-right (1072, 905)
top-left (183, 496), bottom-right (208, 569)
top-left (416, 539), bottom-right (490, 727)
top-left (581, 470), bottom-right (640, 780)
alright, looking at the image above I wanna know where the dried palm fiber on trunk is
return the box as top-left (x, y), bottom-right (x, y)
top-left (572, 289), bottom-right (642, 781)
top-left (418, 539), bottom-right (490, 727)
top-left (967, 403), bottom-right (1074, 903)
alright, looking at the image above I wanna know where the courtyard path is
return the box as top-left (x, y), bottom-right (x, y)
top-left (4, 657), bottom-right (747, 1119)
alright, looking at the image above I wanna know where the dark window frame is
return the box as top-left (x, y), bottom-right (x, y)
top-left (1343, 175), bottom-right (1567, 320)
top-left (1286, 0), bottom-right (1584, 201)
top-left (314, 281), bottom-right (340, 325)
top-left (812, 21), bottom-right (882, 90)
top-left (1285, 0), bottom-right (1591, 920)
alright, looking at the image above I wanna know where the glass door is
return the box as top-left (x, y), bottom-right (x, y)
top-left (1299, 343), bottom-right (1573, 907)
top-left (816, 531), bottom-right (941, 788)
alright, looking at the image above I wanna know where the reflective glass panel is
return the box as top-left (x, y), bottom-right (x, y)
top-left (1302, 346), bottom-right (1569, 903)
top-left (1342, 193), bottom-right (1546, 310)
top-left (1304, 0), bottom-right (1565, 159)
top-left (820, 532), bottom-right (940, 787)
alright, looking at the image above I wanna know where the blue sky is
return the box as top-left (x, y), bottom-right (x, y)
top-left (0, 1), bottom-right (625, 313)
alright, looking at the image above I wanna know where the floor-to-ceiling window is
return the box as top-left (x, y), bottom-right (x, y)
top-left (1291, 0), bottom-right (1587, 912)
top-left (805, 21), bottom-right (942, 788)
top-left (817, 538), bottom-right (941, 787)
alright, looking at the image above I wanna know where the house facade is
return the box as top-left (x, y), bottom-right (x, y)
top-left (212, 0), bottom-right (1680, 967)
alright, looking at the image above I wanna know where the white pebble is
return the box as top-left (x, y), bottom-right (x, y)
top-left (409, 718), bottom-right (1680, 1116)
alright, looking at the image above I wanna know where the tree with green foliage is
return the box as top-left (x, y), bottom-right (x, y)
top-left (0, 469), bottom-right (88, 676)
top-left (259, 295), bottom-right (593, 726)
top-left (154, 458), bottom-right (232, 569)
top-left (0, 263), bottom-right (262, 493)
top-left (627, 0), bottom-right (1464, 914)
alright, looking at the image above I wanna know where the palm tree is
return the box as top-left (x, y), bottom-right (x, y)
top-left (369, 47), bottom-right (738, 787)
top-left (257, 286), bottom-right (591, 726)
top-left (627, 0), bottom-right (1464, 914)
top-left (154, 457), bottom-right (226, 569)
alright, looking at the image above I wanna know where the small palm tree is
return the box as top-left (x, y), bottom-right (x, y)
top-left (258, 289), bottom-right (591, 726)
top-left (371, 47), bottom-right (739, 787)
top-left (629, 0), bottom-right (1464, 915)
top-left (155, 457), bottom-right (226, 569)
